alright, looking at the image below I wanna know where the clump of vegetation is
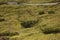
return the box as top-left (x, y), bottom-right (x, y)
top-left (38, 11), bottom-right (45, 15)
top-left (48, 11), bottom-right (55, 14)
top-left (40, 24), bottom-right (60, 34)
top-left (0, 32), bottom-right (19, 36)
top-left (21, 20), bottom-right (38, 28)
top-left (0, 18), bottom-right (5, 22)
top-left (10, 32), bottom-right (19, 36)
top-left (42, 28), bottom-right (60, 34)
top-left (1, 37), bottom-right (9, 40)
top-left (0, 15), bottom-right (5, 22)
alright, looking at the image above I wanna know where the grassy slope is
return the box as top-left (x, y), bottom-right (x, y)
top-left (0, 0), bottom-right (60, 40)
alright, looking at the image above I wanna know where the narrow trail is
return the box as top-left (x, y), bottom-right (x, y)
top-left (0, 2), bottom-right (60, 5)
top-left (23, 2), bottom-right (60, 5)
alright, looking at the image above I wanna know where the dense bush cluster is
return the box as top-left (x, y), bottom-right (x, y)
top-left (39, 11), bottom-right (45, 15)
top-left (39, 23), bottom-right (60, 34)
top-left (0, 32), bottom-right (19, 36)
top-left (43, 28), bottom-right (60, 34)
top-left (40, 26), bottom-right (60, 34)
top-left (21, 20), bottom-right (38, 28)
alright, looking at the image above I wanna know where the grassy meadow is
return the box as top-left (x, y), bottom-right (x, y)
top-left (0, 0), bottom-right (60, 40)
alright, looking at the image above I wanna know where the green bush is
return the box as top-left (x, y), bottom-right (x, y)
top-left (21, 20), bottom-right (38, 28)
top-left (0, 32), bottom-right (19, 36)
top-left (39, 11), bottom-right (45, 15)
top-left (40, 24), bottom-right (60, 34)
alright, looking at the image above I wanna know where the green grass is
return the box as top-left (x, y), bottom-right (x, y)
top-left (0, 1), bottom-right (60, 40)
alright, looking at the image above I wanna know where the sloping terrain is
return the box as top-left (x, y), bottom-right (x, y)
top-left (0, 0), bottom-right (60, 40)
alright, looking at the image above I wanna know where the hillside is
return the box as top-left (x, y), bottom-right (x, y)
top-left (0, 0), bottom-right (60, 40)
